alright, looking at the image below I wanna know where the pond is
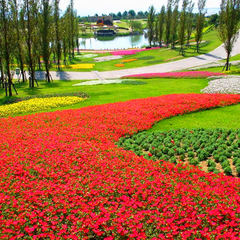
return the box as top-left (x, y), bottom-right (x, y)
top-left (79, 34), bottom-right (149, 50)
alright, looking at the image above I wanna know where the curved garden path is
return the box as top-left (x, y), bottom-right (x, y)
top-left (36, 37), bottom-right (240, 80)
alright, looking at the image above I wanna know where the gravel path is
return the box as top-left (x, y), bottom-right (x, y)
top-left (35, 35), bottom-right (240, 80)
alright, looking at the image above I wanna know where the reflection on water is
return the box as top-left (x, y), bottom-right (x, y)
top-left (79, 35), bottom-right (149, 50)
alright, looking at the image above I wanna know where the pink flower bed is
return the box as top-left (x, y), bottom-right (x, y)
top-left (1, 94), bottom-right (240, 239)
top-left (121, 71), bottom-right (226, 79)
top-left (110, 47), bottom-right (160, 56)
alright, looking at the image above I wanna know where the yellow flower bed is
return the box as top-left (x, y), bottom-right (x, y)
top-left (121, 59), bottom-right (138, 63)
top-left (0, 96), bottom-right (85, 118)
top-left (69, 64), bottom-right (95, 69)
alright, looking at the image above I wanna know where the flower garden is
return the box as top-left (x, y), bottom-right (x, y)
top-left (1, 93), bottom-right (240, 239)
top-left (121, 71), bottom-right (226, 79)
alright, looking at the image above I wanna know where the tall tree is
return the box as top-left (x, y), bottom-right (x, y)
top-left (64, 0), bottom-right (77, 60)
top-left (11, 0), bottom-right (26, 83)
top-left (147, 5), bottom-right (156, 47)
top-left (186, 0), bottom-right (195, 47)
top-left (21, 0), bottom-right (40, 88)
top-left (178, 0), bottom-right (189, 55)
top-left (165, 0), bottom-right (173, 47)
top-left (0, 0), bottom-right (13, 96)
top-left (53, 0), bottom-right (61, 70)
top-left (218, 0), bottom-right (240, 70)
top-left (40, 0), bottom-right (52, 82)
top-left (195, 0), bottom-right (206, 53)
top-left (171, 0), bottom-right (180, 49)
top-left (158, 5), bottom-right (165, 47)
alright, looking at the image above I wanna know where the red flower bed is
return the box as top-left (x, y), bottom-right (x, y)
top-left (121, 71), bottom-right (226, 79)
top-left (1, 94), bottom-right (240, 239)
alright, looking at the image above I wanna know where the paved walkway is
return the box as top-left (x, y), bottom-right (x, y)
top-left (35, 37), bottom-right (240, 81)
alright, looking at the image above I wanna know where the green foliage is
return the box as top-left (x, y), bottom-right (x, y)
top-left (117, 128), bottom-right (240, 177)
top-left (224, 166), bottom-right (232, 176)
top-left (121, 80), bottom-right (146, 85)
top-left (137, 56), bottom-right (155, 60)
top-left (146, 60), bottom-right (163, 64)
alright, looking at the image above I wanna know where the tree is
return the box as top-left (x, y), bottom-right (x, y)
top-left (128, 10), bottom-right (136, 18)
top-left (178, 0), bottom-right (189, 55)
top-left (53, 0), bottom-right (61, 70)
top-left (11, 0), bottom-right (26, 83)
top-left (208, 13), bottom-right (220, 28)
top-left (122, 11), bottom-right (128, 19)
top-left (195, 0), bottom-right (206, 53)
top-left (117, 12), bottom-right (122, 19)
top-left (186, 0), bottom-right (195, 46)
top-left (40, 0), bottom-right (52, 82)
top-left (131, 21), bottom-right (142, 33)
top-left (157, 5), bottom-right (165, 47)
top-left (165, 0), bottom-right (173, 47)
top-left (170, 0), bottom-right (180, 49)
top-left (21, 0), bottom-right (40, 88)
top-left (137, 11), bottom-right (144, 19)
top-left (0, 0), bottom-right (14, 96)
top-left (147, 5), bottom-right (155, 47)
top-left (218, 0), bottom-right (240, 71)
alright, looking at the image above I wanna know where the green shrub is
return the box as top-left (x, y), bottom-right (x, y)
top-left (236, 166), bottom-right (240, 176)
top-left (219, 155), bottom-right (228, 163)
top-left (137, 56), bottom-right (155, 60)
top-left (170, 156), bottom-right (177, 164)
top-left (224, 166), bottom-right (232, 176)
top-left (189, 158), bottom-right (199, 166)
top-left (121, 80), bottom-right (146, 85)
top-left (146, 60), bottom-right (163, 64)
top-left (208, 166), bottom-right (216, 172)
top-left (188, 151), bottom-right (195, 158)
top-left (207, 159), bottom-right (216, 167)
top-left (221, 160), bottom-right (230, 169)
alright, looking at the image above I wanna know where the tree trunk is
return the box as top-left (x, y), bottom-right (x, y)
top-left (226, 52), bottom-right (230, 71)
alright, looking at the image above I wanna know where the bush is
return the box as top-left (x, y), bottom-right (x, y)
top-left (221, 160), bottom-right (230, 169)
top-left (137, 56), bottom-right (155, 60)
top-left (224, 166), bottom-right (233, 176)
top-left (189, 158), bottom-right (199, 166)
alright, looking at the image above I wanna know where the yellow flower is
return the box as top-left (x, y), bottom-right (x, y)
top-left (69, 64), bottom-right (95, 69)
top-left (0, 97), bottom-right (86, 118)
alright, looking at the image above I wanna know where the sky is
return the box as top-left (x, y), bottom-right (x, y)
top-left (59, 0), bottom-right (221, 17)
